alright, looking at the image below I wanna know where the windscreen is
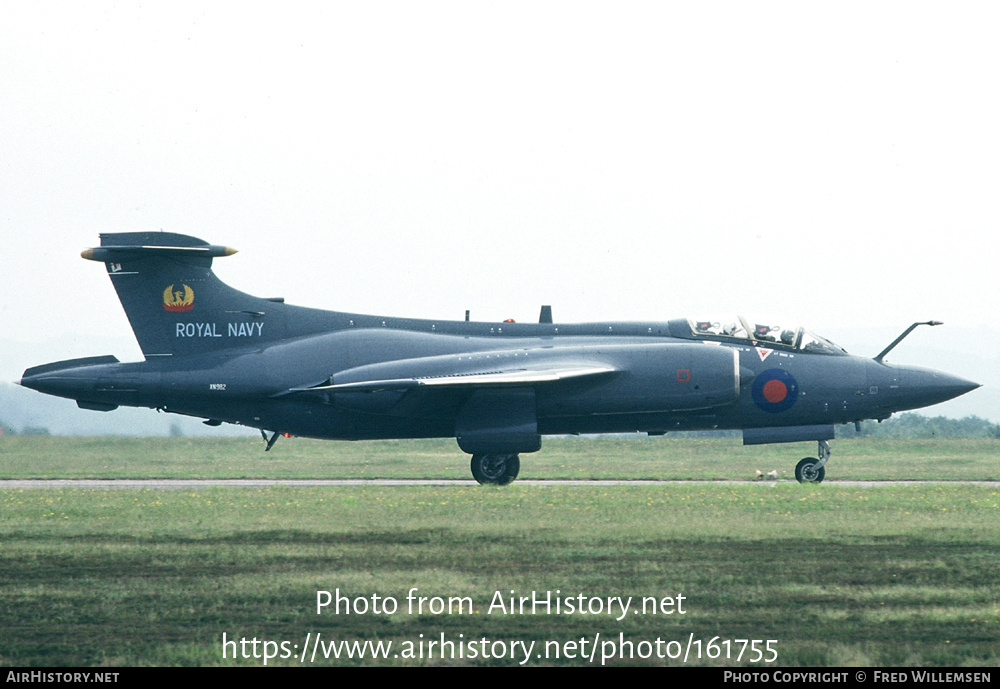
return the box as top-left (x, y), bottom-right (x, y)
top-left (680, 316), bottom-right (848, 355)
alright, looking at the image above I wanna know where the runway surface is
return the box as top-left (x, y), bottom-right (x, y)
top-left (0, 478), bottom-right (996, 489)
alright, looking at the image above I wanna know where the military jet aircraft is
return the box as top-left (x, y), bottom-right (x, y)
top-left (19, 232), bottom-right (980, 484)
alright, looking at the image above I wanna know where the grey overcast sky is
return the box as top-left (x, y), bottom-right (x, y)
top-left (2, 2), bottom-right (998, 419)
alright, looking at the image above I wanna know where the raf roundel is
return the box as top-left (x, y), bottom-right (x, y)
top-left (751, 368), bottom-right (799, 413)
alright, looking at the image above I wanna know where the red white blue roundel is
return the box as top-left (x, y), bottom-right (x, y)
top-left (751, 368), bottom-right (799, 413)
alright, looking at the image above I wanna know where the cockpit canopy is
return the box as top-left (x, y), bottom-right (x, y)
top-left (668, 315), bottom-right (848, 355)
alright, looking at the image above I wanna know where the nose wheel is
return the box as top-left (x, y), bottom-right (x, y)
top-left (471, 453), bottom-right (520, 485)
top-left (795, 440), bottom-right (831, 484)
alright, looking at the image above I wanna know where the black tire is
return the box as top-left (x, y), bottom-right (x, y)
top-left (470, 454), bottom-right (520, 485)
top-left (795, 457), bottom-right (825, 484)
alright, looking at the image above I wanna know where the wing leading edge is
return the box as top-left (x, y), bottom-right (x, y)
top-left (288, 364), bottom-right (617, 394)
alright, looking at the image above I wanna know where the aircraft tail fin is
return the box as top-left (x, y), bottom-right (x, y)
top-left (84, 232), bottom-right (286, 358)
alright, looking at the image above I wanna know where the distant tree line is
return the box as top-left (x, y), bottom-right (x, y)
top-left (675, 413), bottom-right (1000, 440)
top-left (0, 420), bottom-right (50, 436)
top-left (850, 413), bottom-right (1000, 439)
top-left (1, 414), bottom-right (996, 439)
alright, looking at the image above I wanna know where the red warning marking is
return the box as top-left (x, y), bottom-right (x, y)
top-left (762, 379), bottom-right (788, 404)
top-left (677, 369), bottom-right (691, 382)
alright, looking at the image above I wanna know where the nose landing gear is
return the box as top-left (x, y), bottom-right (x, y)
top-left (795, 440), bottom-right (831, 483)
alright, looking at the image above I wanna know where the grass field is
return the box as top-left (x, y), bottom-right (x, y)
top-left (2, 434), bottom-right (998, 481)
top-left (0, 436), bottom-right (998, 667)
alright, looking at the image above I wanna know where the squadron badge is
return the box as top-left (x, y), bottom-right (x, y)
top-left (163, 284), bottom-right (195, 312)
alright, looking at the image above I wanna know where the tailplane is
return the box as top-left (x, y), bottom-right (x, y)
top-left (84, 232), bottom-right (285, 358)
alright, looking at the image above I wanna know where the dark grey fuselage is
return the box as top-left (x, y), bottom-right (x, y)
top-left (20, 232), bottom-right (979, 481)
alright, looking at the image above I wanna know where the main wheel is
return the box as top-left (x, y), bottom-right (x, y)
top-left (470, 454), bottom-right (520, 485)
top-left (795, 457), bottom-right (825, 484)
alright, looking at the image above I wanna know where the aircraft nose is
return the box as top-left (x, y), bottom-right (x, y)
top-left (883, 364), bottom-right (980, 411)
top-left (905, 367), bottom-right (979, 403)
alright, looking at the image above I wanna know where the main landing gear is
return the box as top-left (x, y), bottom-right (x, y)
top-left (794, 440), bottom-right (831, 484)
top-left (470, 453), bottom-right (520, 486)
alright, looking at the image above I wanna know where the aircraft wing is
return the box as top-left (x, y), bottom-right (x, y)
top-left (287, 364), bottom-right (616, 394)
